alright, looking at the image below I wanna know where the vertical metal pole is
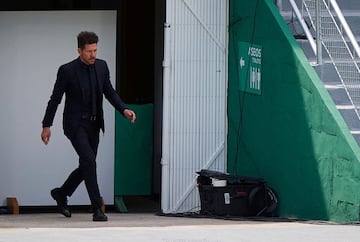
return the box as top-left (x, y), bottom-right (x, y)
top-left (316, 0), bottom-right (323, 64)
top-left (161, 21), bottom-right (171, 214)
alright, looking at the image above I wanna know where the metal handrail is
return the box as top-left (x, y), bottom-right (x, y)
top-left (284, 0), bottom-right (360, 122)
top-left (288, 0), bottom-right (317, 54)
top-left (329, 0), bottom-right (360, 59)
top-left (287, 0), bottom-right (360, 62)
top-left (305, 0), bottom-right (360, 119)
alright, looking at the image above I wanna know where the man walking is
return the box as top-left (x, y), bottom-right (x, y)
top-left (41, 31), bottom-right (136, 221)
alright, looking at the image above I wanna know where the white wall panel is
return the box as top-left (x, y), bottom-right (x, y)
top-left (0, 11), bottom-right (116, 206)
top-left (162, 0), bottom-right (228, 213)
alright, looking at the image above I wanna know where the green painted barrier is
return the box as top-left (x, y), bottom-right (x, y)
top-left (228, 0), bottom-right (360, 222)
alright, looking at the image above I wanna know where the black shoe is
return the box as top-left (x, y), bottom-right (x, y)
top-left (93, 208), bottom-right (108, 221)
top-left (51, 188), bottom-right (71, 218)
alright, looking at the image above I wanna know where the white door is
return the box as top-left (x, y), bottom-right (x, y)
top-left (162, 0), bottom-right (228, 213)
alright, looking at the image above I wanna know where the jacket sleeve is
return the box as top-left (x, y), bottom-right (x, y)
top-left (42, 65), bottom-right (67, 128)
top-left (102, 62), bottom-right (127, 115)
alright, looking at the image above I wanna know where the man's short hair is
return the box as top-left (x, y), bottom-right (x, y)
top-left (77, 31), bottom-right (99, 49)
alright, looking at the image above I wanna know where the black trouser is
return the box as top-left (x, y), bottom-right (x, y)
top-left (60, 119), bottom-right (102, 209)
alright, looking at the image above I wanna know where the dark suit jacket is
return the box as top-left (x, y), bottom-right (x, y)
top-left (42, 57), bottom-right (127, 139)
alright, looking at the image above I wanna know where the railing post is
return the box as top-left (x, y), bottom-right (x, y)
top-left (316, 0), bottom-right (323, 65)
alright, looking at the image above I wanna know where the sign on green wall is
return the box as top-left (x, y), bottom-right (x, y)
top-left (238, 41), bottom-right (262, 95)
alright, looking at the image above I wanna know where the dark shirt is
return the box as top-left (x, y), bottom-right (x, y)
top-left (78, 59), bottom-right (93, 115)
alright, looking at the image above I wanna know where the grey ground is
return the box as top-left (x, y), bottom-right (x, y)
top-left (1, 212), bottom-right (360, 242)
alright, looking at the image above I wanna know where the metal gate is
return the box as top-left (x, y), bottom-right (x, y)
top-left (161, 0), bottom-right (228, 213)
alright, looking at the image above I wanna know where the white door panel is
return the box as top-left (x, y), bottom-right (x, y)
top-left (162, 0), bottom-right (228, 213)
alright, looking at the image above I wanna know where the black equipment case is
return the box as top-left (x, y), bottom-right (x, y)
top-left (197, 169), bottom-right (278, 217)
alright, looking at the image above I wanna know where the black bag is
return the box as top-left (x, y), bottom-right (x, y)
top-left (197, 169), bottom-right (278, 217)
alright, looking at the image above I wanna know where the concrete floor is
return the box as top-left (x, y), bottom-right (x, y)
top-left (1, 212), bottom-right (360, 242)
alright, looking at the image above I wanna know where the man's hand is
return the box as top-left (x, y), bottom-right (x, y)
top-left (123, 109), bottom-right (136, 123)
top-left (41, 127), bottom-right (51, 145)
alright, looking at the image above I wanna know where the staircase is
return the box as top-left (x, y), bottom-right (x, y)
top-left (277, 0), bottom-right (360, 145)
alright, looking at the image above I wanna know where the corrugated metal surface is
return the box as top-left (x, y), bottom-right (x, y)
top-left (162, 0), bottom-right (228, 213)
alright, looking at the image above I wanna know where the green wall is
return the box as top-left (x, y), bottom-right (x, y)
top-left (114, 104), bottom-right (153, 196)
top-left (228, 0), bottom-right (360, 222)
